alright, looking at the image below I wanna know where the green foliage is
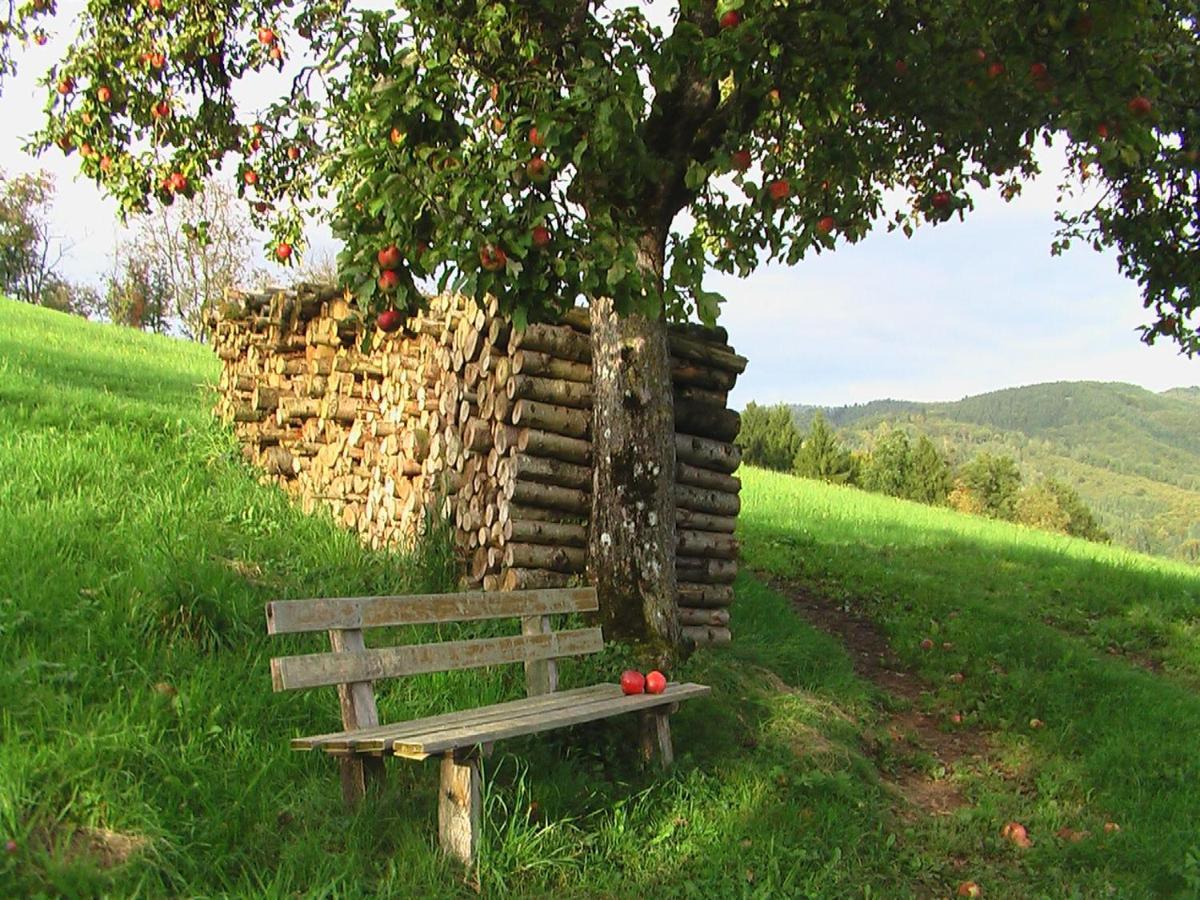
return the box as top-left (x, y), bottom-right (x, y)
top-left (735, 401), bottom-right (802, 471)
top-left (0, 169), bottom-right (60, 305)
top-left (906, 434), bottom-right (953, 505)
top-left (5, 2), bottom-right (1198, 349)
top-left (955, 452), bottom-right (1023, 520)
top-left (740, 465), bottom-right (1200, 896)
top-left (793, 410), bottom-right (856, 484)
top-left (859, 427), bottom-right (911, 497)
top-left (794, 381), bottom-right (1200, 561)
top-left (5, 300), bottom-right (1200, 895)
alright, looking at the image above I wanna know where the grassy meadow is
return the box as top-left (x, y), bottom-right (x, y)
top-left (3, 297), bottom-right (1200, 896)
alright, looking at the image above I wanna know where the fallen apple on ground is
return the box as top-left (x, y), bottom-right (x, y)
top-left (956, 882), bottom-right (982, 897)
top-left (1001, 821), bottom-right (1032, 848)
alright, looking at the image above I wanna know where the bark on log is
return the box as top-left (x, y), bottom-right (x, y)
top-left (674, 401), bottom-right (741, 443)
top-left (506, 479), bottom-right (591, 515)
top-left (675, 484), bottom-right (741, 517)
top-left (675, 433), bottom-right (742, 474)
top-left (676, 460), bottom-right (741, 493)
top-left (509, 323), bottom-right (591, 362)
top-left (511, 350), bottom-right (591, 383)
top-left (675, 557), bottom-right (737, 584)
top-left (505, 453), bottom-right (592, 490)
top-left (681, 625), bottom-right (732, 646)
top-left (508, 373), bottom-right (592, 409)
top-left (678, 607), bottom-right (731, 627)
top-left (500, 568), bottom-right (573, 591)
top-left (674, 509), bottom-right (738, 534)
top-left (512, 427), bottom-right (593, 465)
top-left (503, 518), bottom-right (587, 547)
top-left (511, 399), bottom-right (590, 440)
top-left (676, 582), bottom-right (735, 608)
top-left (676, 529), bottom-right (739, 560)
top-left (503, 542), bottom-right (586, 573)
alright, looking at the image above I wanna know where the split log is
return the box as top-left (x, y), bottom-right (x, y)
top-left (678, 607), bottom-right (730, 627)
top-left (503, 519), bottom-right (587, 547)
top-left (507, 427), bottom-right (592, 466)
top-left (675, 432), bottom-right (742, 474)
top-left (500, 568), bottom-right (573, 591)
top-left (511, 399), bottom-right (590, 440)
top-left (677, 529), bottom-right (739, 560)
top-left (676, 461), bottom-right (741, 493)
top-left (503, 543), bottom-right (586, 573)
top-left (675, 484), bottom-right (741, 518)
top-left (511, 350), bottom-right (591, 383)
top-left (674, 401), bottom-right (741, 443)
top-left (506, 480), bottom-right (590, 515)
top-left (681, 625), bottom-right (732, 647)
top-left (505, 454), bottom-right (591, 490)
top-left (675, 557), bottom-right (737, 584)
top-left (675, 508), bottom-right (737, 534)
top-left (507, 374), bottom-right (592, 409)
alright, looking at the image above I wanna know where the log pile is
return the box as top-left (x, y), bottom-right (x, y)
top-left (211, 286), bottom-right (745, 646)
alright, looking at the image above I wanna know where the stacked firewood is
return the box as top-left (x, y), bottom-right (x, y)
top-left (211, 286), bottom-right (745, 645)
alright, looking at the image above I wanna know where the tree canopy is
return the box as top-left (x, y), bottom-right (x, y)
top-left (1, 1), bottom-right (1196, 350)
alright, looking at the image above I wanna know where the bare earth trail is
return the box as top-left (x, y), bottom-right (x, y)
top-left (757, 573), bottom-right (992, 819)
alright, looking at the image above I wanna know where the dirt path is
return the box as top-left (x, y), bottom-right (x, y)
top-left (761, 573), bottom-right (990, 817)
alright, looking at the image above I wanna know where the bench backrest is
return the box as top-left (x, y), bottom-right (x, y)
top-left (266, 587), bottom-right (601, 700)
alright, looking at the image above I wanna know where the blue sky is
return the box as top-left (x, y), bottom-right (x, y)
top-left (2, 5), bottom-right (1196, 409)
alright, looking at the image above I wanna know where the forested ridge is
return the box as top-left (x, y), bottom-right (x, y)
top-left (781, 381), bottom-right (1199, 562)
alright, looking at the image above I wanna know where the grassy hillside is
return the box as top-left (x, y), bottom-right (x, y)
top-left (4, 298), bottom-right (1200, 896)
top-left (792, 381), bottom-right (1200, 561)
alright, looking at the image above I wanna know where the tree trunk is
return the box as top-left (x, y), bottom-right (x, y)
top-left (587, 232), bottom-right (680, 657)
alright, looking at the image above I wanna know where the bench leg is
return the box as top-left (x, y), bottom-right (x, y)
top-left (338, 755), bottom-right (385, 807)
top-left (438, 751), bottom-right (481, 866)
top-left (641, 708), bottom-right (675, 769)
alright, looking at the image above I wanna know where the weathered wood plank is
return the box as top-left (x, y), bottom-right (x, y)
top-left (272, 627), bottom-right (604, 691)
top-left (328, 628), bottom-right (384, 803)
top-left (293, 683), bottom-right (617, 751)
top-left (438, 752), bottom-right (480, 866)
top-left (640, 708), bottom-right (674, 769)
top-left (522, 615), bottom-right (557, 697)
top-left (266, 586), bottom-right (598, 634)
top-left (392, 682), bottom-right (711, 756)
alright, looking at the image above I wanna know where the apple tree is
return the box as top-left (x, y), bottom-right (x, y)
top-left (5, 0), bottom-right (1198, 652)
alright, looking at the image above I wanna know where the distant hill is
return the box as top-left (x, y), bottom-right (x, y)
top-left (790, 381), bottom-right (1200, 562)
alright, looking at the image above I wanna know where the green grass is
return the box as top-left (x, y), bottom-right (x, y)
top-left (3, 297), bottom-right (1200, 896)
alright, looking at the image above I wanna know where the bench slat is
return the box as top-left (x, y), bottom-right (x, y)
top-left (271, 627), bottom-right (604, 692)
top-left (267, 587), bottom-right (598, 635)
top-left (293, 683), bottom-right (618, 751)
top-left (391, 682), bottom-right (711, 756)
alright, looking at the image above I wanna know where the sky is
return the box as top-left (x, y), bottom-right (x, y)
top-left (2, 5), bottom-right (1196, 410)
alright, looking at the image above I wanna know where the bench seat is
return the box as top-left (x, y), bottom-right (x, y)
top-left (293, 681), bottom-right (710, 758)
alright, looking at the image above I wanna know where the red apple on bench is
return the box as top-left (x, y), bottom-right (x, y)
top-left (645, 670), bottom-right (667, 694)
top-left (620, 670), bottom-right (645, 695)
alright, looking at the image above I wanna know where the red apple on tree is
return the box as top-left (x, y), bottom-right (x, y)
top-left (257, 27), bottom-right (277, 45)
top-left (619, 670), bottom-right (645, 695)
top-left (287, 145), bottom-right (301, 161)
top-left (645, 670), bottom-right (667, 694)
top-left (377, 308), bottom-right (403, 332)
top-left (479, 243), bottom-right (507, 272)
top-left (730, 149), bottom-right (752, 171)
top-left (719, 9), bottom-right (741, 29)
top-left (378, 269), bottom-right (400, 292)
top-left (244, 169), bottom-right (258, 185)
top-left (531, 225), bottom-right (551, 248)
top-left (1029, 62), bottom-right (1048, 80)
top-left (528, 126), bottom-right (544, 147)
top-left (99, 154), bottom-right (113, 173)
top-left (269, 45), bottom-right (283, 62)
top-left (151, 100), bottom-right (170, 119)
top-left (767, 177), bottom-right (790, 201)
top-left (275, 242), bottom-right (292, 261)
top-left (527, 156), bottom-right (549, 181)
top-left (377, 244), bottom-right (402, 269)
top-left (57, 77), bottom-right (74, 95)
top-left (817, 215), bottom-right (836, 234)
top-left (1128, 95), bottom-right (1152, 116)
top-left (147, 0), bottom-right (162, 10)
top-left (988, 61), bottom-right (1005, 78)
top-left (894, 59), bottom-right (909, 76)
top-left (932, 191), bottom-right (952, 210)
top-left (97, 85), bottom-right (112, 103)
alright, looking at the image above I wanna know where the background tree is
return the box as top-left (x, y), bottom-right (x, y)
top-left (106, 250), bottom-right (172, 332)
top-left (0, 169), bottom-right (65, 305)
top-left (9, 1), bottom-right (1200, 649)
top-left (736, 401), bottom-right (803, 471)
top-left (793, 411), bottom-right (856, 484)
top-left (132, 181), bottom-right (261, 340)
top-left (956, 452), bottom-right (1023, 520)
top-left (860, 428), bottom-right (912, 497)
top-left (906, 434), bottom-right (953, 505)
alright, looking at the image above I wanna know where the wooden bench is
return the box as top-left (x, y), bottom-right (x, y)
top-left (266, 586), bottom-right (709, 863)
